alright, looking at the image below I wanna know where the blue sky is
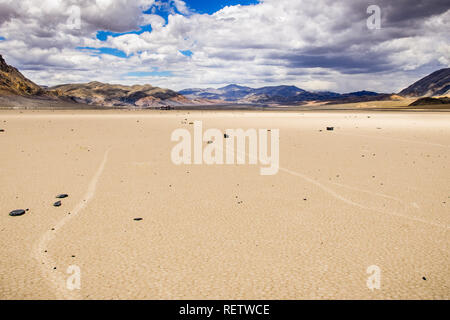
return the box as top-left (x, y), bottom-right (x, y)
top-left (174, 0), bottom-right (259, 14)
top-left (77, 47), bottom-right (128, 58)
top-left (96, 25), bottom-right (153, 41)
top-left (96, 1), bottom-right (260, 43)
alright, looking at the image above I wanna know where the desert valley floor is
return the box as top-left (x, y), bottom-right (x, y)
top-left (0, 110), bottom-right (449, 299)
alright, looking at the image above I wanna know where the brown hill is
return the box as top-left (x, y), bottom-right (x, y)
top-left (0, 54), bottom-right (44, 96)
top-left (409, 97), bottom-right (450, 106)
top-left (51, 82), bottom-right (190, 108)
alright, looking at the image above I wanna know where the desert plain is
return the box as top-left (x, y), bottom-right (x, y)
top-left (0, 108), bottom-right (449, 299)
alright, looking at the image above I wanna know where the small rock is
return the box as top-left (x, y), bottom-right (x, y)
top-left (9, 209), bottom-right (26, 216)
top-left (207, 140), bottom-right (213, 144)
top-left (0, 129), bottom-right (5, 132)
top-left (53, 201), bottom-right (62, 207)
top-left (422, 277), bottom-right (427, 281)
top-left (134, 218), bottom-right (143, 221)
top-left (56, 194), bottom-right (69, 199)
top-left (224, 134), bottom-right (230, 138)
top-left (326, 127), bottom-right (334, 131)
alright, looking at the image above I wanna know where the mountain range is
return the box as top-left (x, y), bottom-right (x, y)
top-left (50, 82), bottom-right (189, 108)
top-left (179, 69), bottom-right (450, 105)
top-left (0, 54), bottom-right (187, 108)
top-left (0, 53), bottom-right (449, 108)
top-left (179, 85), bottom-right (384, 105)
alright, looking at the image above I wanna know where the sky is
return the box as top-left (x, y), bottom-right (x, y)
top-left (0, 0), bottom-right (448, 93)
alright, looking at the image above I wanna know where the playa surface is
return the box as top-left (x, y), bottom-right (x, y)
top-left (0, 109), bottom-right (449, 299)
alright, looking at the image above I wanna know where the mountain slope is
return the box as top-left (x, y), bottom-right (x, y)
top-left (399, 68), bottom-right (450, 97)
top-left (0, 54), bottom-right (44, 96)
top-left (51, 82), bottom-right (190, 107)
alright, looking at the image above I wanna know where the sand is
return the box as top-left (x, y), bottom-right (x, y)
top-left (0, 109), bottom-right (449, 299)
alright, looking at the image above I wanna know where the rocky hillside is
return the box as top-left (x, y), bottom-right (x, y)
top-left (0, 54), bottom-right (44, 96)
top-left (399, 68), bottom-right (450, 97)
top-left (51, 82), bottom-right (190, 108)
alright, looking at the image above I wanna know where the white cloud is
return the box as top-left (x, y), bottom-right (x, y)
top-left (0, 0), bottom-right (448, 92)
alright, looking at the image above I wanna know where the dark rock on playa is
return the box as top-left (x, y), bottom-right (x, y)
top-left (56, 194), bottom-right (69, 199)
top-left (224, 134), bottom-right (230, 138)
top-left (9, 209), bottom-right (26, 216)
top-left (53, 201), bottom-right (62, 207)
top-left (134, 218), bottom-right (143, 221)
top-left (326, 127), bottom-right (334, 131)
top-left (0, 129), bottom-right (5, 132)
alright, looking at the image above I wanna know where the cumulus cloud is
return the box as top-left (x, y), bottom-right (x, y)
top-left (0, 0), bottom-right (448, 92)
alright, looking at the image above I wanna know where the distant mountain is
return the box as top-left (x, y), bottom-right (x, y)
top-left (179, 84), bottom-right (384, 104)
top-left (342, 90), bottom-right (380, 97)
top-left (51, 82), bottom-right (190, 108)
top-left (399, 68), bottom-right (450, 97)
top-left (0, 54), bottom-right (45, 96)
top-left (179, 85), bottom-right (255, 101)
